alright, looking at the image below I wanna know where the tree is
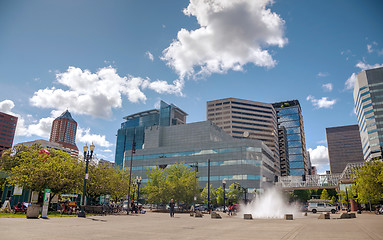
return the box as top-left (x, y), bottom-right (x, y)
top-left (87, 162), bottom-right (130, 203)
top-left (215, 187), bottom-right (224, 206)
top-left (165, 163), bottom-right (196, 205)
top-left (320, 189), bottom-right (330, 200)
top-left (354, 160), bottom-right (383, 204)
top-left (5, 145), bottom-right (83, 201)
top-left (227, 183), bottom-right (242, 204)
top-left (293, 190), bottom-right (311, 203)
top-left (201, 183), bottom-right (217, 206)
top-left (143, 166), bottom-right (168, 205)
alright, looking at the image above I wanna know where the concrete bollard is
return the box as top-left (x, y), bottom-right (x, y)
top-left (340, 213), bottom-right (351, 219)
top-left (318, 213), bottom-right (330, 219)
top-left (244, 214), bottom-right (253, 220)
top-left (284, 214), bottom-right (293, 220)
top-left (211, 211), bottom-right (222, 219)
top-left (195, 210), bottom-right (203, 218)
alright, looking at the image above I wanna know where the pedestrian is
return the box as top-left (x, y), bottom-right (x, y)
top-left (228, 204), bottom-right (232, 216)
top-left (169, 199), bottom-right (175, 217)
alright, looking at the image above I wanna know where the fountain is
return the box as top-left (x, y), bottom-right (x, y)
top-left (239, 187), bottom-right (299, 219)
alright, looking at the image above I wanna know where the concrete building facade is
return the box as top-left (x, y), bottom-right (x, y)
top-left (326, 125), bottom-right (364, 174)
top-left (353, 67), bottom-right (383, 160)
top-left (206, 98), bottom-right (280, 176)
top-left (124, 121), bottom-right (276, 191)
top-left (272, 100), bottom-right (308, 176)
top-left (0, 112), bottom-right (17, 152)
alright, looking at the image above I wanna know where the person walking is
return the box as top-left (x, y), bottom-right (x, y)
top-left (169, 199), bottom-right (175, 217)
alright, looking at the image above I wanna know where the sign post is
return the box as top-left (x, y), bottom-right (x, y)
top-left (41, 189), bottom-right (51, 219)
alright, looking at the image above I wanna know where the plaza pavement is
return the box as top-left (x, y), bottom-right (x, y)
top-left (1, 211), bottom-right (383, 240)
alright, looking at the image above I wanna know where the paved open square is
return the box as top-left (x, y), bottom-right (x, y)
top-left (1, 212), bottom-right (383, 240)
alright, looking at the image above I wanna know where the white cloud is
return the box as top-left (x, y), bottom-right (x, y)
top-left (76, 127), bottom-right (112, 148)
top-left (367, 44), bottom-right (373, 53)
top-left (30, 66), bottom-right (183, 118)
top-left (344, 61), bottom-right (383, 90)
top-left (308, 145), bottom-right (329, 167)
top-left (317, 72), bottom-right (329, 77)
top-left (145, 51), bottom-right (154, 61)
top-left (345, 73), bottom-right (356, 90)
top-left (355, 61), bottom-right (383, 71)
top-left (306, 95), bottom-right (336, 109)
top-left (322, 83), bottom-right (333, 92)
top-left (0, 100), bottom-right (15, 113)
top-left (161, 0), bottom-right (287, 79)
top-left (0, 99), bottom-right (54, 138)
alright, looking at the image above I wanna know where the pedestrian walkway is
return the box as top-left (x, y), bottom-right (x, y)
top-left (0, 212), bottom-right (382, 240)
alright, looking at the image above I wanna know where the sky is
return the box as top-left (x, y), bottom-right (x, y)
top-left (1, 0), bottom-right (383, 174)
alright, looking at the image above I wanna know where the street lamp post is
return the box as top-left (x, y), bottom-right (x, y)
top-left (136, 176), bottom-right (142, 204)
top-left (127, 130), bottom-right (136, 215)
top-left (78, 143), bottom-right (95, 218)
top-left (222, 180), bottom-right (226, 213)
top-left (207, 159), bottom-right (210, 214)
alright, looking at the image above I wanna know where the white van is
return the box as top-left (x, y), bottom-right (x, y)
top-left (308, 202), bottom-right (337, 214)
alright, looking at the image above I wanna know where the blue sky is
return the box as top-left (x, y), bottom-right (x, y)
top-left (1, 0), bottom-right (383, 174)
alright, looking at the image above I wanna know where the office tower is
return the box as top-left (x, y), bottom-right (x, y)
top-left (124, 121), bottom-right (276, 191)
top-left (272, 100), bottom-right (308, 176)
top-left (115, 101), bottom-right (187, 167)
top-left (353, 67), bottom-right (383, 160)
top-left (49, 110), bottom-right (78, 156)
top-left (278, 126), bottom-right (290, 176)
top-left (206, 98), bottom-right (280, 175)
top-left (311, 166), bottom-right (317, 175)
top-left (326, 125), bottom-right (364, 174)
top-left (0, 112), bottom-right (18, 152)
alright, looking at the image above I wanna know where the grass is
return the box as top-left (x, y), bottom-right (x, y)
top-left (0, 211), bottom-right (95, 218)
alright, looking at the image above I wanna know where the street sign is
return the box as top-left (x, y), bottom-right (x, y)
top-left (41, 189), bottom-right (51, 219)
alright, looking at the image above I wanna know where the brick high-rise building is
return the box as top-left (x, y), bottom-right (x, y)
top-left (50, 110), bottom-right (78, 156)
top-left (0, 112), bottom-right (18, 152)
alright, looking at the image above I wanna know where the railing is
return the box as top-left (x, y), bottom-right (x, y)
top-left (276, 162), bottom-right (365, 190)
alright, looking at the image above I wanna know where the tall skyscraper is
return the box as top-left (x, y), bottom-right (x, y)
top-left (0, 112), bottom-right (18, 152)
top-left (353, 67), bottom-right (383, 160)
top-left (278, 126), bottom-right (290, 176)
top-left (326, 125), bottom-right (364, 174)
top-left (49, 110), bottom-right (78, 156)
top-left (207, 98), bottom-right (280, 175)
top-left (272, 100), bottom-right (308, 176)
top-left (115, 101), bottom-right (187, 167)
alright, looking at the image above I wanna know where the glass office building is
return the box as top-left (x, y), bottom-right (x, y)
top-left (114, 101), bottom-right (187, 167)
top-left (353, 67), bottom-right (383, 160)
top-left (272, 100), bottom-right (308, 176)
top-left (124, 121), bottom-right (276, 191)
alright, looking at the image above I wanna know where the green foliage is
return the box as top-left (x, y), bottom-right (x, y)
top-left (143, 163), bottom-right (198, 205)
top-left (143, 166), bottom-right (167, 204)
top-left (354, 160), bottom-right (383, 204)
top-left (331, 196), bottom-right (337, 204)
top-left (227, 183), bottom-right (242, 204)
top-left (201, 183), bottom-right (217, 205)
top-left (87, 163), bottom-right (130, 202)
top-left (293, 190), bottom-right (311, 203)
top-left (215, 187), bottom-right (224, 206)
top-left (5, 145), bottom-right (83, 197)
top-left (320, 189), bottom-right (330, 200)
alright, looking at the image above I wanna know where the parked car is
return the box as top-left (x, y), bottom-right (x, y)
top-left (195, 204), bottom-right (208, 211)
top-left (308, 202), bottom-right (336, 214)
